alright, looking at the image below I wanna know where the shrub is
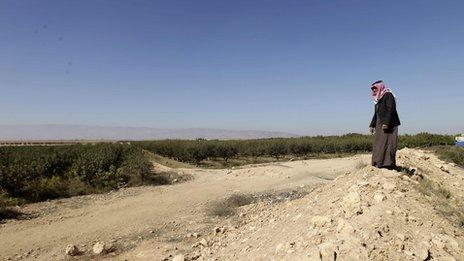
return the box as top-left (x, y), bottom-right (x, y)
top-left (435, 146), bottom-right (464, 168)
top-left (207, 193), bottom-right (254, 217)
top-left (216, 144), bottom-right (238, 162)
top-left (0, 144), bottom-right (153, 203)
top-left (0, 189), bottom-right (24, 221)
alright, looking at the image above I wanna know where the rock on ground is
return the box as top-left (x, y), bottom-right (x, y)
top-left (92, 241), bottom-right (113, 255)
top-left (65, 244), bottom-right (80, 256)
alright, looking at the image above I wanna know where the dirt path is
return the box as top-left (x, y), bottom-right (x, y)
top-left (0, 155), bottom-right (366, 260)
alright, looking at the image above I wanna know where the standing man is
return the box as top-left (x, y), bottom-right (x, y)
top-left (369, 80), bottom-right (401, 169)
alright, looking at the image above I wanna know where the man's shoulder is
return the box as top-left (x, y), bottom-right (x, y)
top-left (384, 92), bottom-right (394, 98)
top-left (381, 92), bottom-right (394, 101)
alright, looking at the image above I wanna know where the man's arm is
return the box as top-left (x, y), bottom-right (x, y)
top-left (369, 111), bottom-right (377, 128)
top-left (382, 93), bottom-right (395, 127)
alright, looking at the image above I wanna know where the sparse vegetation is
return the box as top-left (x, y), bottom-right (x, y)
top-left (417, 177), bottom-right (451, 199)
top-left (435, 146), bottom-right (464, 168)
top-left (154, 171), bottom-right (193, 185)
top-left (208, 188), bottom-right (312, 217)
top-left (417, 177), bottom-right (464, 227)
top-left (208, 193), bottom-right (254, 217)
top-left (355, 159), bottom-right (368, 169)
top-left (144, 151), bottom-right (195, 169)
top-left (0, 189), bottom-right (24, 221)
top-left (0, 207), bottom-right (23, 221)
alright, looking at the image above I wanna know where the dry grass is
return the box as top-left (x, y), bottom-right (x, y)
top-left (0, 207), bottom-right (24, 222)
top-left (207, 193), bottom-right (254, 217)
top-left (0, 193), bottom-right (25, 222)
top-left (207, 187), bottom-right (312, 217)
top-left (355, 159), bottom-right (368, 169)
top-left (417, 178), bottom-right (451, 199)
top-left (144, 151), bottom-right (195, 169)
top-left (157, 171), bottom-right (193, 184)
top-left (255, 188), bottom-right (312, 203)
top-left (435, 146), bottom-right (464, 168)
top-left (417, 177), bottom-right (464, 227)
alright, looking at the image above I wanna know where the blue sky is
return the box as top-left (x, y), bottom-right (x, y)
top-left (1, 0), bottom-right (463, 135)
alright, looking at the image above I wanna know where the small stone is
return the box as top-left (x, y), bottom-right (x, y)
top-left (382, 182), bottom-right (396, 192)
top-left (275, 243), bottom-right (284, 254)
top-left (373, 193), bottom-right (387, 203)
top-left (341, 191), bottom-right (362, 216)
top-left (319, 241), bottom-right (338, 260)
top-left (65, 244), bottom-right (80, 256)
top-left (311, 215), bottom-right (333, 228)
top-left (214, 227), bottom-right (226, 234)
top-left (440, 166), bottom-right (450, 173)
top-left (404, 250), bottom-right (414, 256)
top-left (337, 219), bottom-right (355, 234)
top-left (401, 175), bottom-right (410, 181)
top-left (432, 234), bottom-right (460, 252)
top-left (413, 241), bottom-right (430, 260)
top-left (92, 241), bottom-right (113, 255)
top-left (396, 233), bottom-right (406, 241)
top-left (198, 238), bottom-right (208, 247)
top-left (306, 246), bottom-right (322, 260)
top-left (172, 254), bottom-right (185, 261)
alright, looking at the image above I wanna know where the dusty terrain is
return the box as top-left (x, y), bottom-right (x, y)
top-left (1, 148), bottom-right (463, 260)
top-left (0, 153), bottom-right (359, 260)
top-left (176, 148), bottom-right (464, 261)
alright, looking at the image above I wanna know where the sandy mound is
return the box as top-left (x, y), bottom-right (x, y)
top-left (181, 148), bottom-right (464, 260)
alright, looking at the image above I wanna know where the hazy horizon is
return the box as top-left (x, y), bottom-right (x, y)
top-left (0, 124), bottom-right (298, 141)
top-left (1, 1), bottom-right (463, 135)
top-left (0, 124), bottom-right (461, 141)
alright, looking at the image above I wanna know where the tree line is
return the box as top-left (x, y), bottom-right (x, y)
top-left (0, 133), bottom-right (454, 205)
top-left (136, 133), bottom-right (455, 164)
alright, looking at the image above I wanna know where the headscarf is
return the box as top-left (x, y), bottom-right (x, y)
top-left (371, 80), bottom-right (395, 104)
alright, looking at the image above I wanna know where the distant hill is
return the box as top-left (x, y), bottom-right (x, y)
top-left (0, 124), bottom-right (298, 141)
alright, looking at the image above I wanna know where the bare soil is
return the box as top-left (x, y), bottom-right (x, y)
top-left (2, 149), bottom-right (463, 260)
top-left (0, 153), bottom-right (359, 260)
